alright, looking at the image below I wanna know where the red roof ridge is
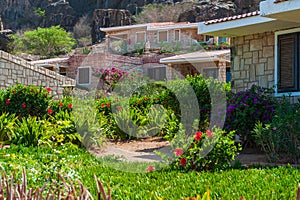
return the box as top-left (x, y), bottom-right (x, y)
top-left (274, 0), bottom-right (289, 3)
top-left (204, 10), bottom-right (260, 25)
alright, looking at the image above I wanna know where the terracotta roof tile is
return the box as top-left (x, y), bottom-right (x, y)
top-left (274, 0), bottom-right (289, 3)
top-left (204, 10), bottom-right (260, 25)
top-left (149, 22), bottom-right (196, 28)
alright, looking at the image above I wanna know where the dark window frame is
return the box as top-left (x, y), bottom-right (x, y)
top-left (277, 32), bottom-right (300, 93)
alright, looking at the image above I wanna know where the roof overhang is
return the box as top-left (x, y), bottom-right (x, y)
top-left (100, 22), bottom-right (198, 33)
top-left (100, 24), bottom-right (148, 32)
top-left (160, 50), bottom-right (230, 64)
top-left (198, 15), bottom-right (300, 37)
top-left (260, 0), bottom-right (300, 23)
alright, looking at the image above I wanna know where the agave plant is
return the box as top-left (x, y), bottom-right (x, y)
top-left (0, 169), bottom-right (111, 200)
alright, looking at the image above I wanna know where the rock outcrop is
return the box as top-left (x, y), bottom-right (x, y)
top-left (92, 9), bottom-right (134, 44)
top-left (178, 0), bottom-right (261, 22)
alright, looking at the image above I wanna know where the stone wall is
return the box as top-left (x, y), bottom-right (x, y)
top-left (0, 51), bottom-right (76, 97)
top-left (230, 32), bottom-right (275, 92)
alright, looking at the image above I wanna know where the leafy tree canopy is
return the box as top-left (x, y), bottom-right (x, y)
top-left (9, 26), bottom-right (75, 58)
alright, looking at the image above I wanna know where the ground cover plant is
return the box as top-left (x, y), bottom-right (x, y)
top-left (0, 146), bottom-right (299, 199)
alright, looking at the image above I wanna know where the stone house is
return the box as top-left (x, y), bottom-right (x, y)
top-left (100, 22), bottom-right (229, 54)
top-left (198, 0), bottom-right (300, 98)
top-left (160, 49), bottom-right (230, 82)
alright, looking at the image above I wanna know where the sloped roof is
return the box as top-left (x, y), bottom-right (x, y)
top-left (204, 11), bottom-right (260, 26)
top-left (160, 49), bottom-right (230, 64)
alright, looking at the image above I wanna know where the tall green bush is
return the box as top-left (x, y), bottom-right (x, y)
top-left (252, 97), bottom-right (300, 163)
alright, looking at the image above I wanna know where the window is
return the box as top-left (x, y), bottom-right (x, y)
top-left (203, 68), bottom-right (219, 79)
top-left (275, 28), bottom-right (300, 94)
top-left (174, 29), bottom-right (180, 41)
top-left (77, 66), bottom-right (91, 85)
top-left (136, 32), bottom-right (145, 44)
top-left (148, 67), bottom-right (166, 81)
top-left (158, 31), bottom-right (168, 42)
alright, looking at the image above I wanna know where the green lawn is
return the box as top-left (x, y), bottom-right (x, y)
top-left (0, 146), bottom-right (299, 200)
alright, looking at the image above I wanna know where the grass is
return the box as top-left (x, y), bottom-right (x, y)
top-left (0, 145), bottom-right (299, 199)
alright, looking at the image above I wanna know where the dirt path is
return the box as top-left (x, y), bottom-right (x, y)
top-left (89, 137), bottom-right (172, 162)
top-left (89, 137), bottom-right (273, 165)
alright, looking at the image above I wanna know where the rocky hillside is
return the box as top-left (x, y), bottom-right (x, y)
top-left (1, 0), bottom-right (261, 31)
top-left (0, 0), bottom-right (261, 49)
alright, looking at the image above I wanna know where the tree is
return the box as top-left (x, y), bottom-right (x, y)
top-left (9, 26), bottom-right (75, 58)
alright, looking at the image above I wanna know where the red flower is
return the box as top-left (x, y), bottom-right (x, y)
top-left (22, 103), bottom-right (26, 108)
top-left (146, 165), bottom-right (154, 172)
top-left (117, 106), bottom-right (122, 111)
top-left (101, 103), bottom-right (105, 108)
top-left (194, 131), bottom-right (203, 141)
top-left (180, 157), bottom-right (186, 167)
top-left (162, 100), bottom-right (167, 105)
top-left (144, 97), bottom-right (148, 101)
top-left (12, 90), bottom-right (15, 94)
top-left (174, 148), bottom-right (183, 157)
top-left (206, 130), bottom-right (213, 137)
top-left (68, 104), bottom-right (72, 109)
top-left (47, 109), bottom-right (53, 114)
top-left (59, 102), bottom-right (63, 107)
top-left (46, 87), bottom-right (51, 92)
top-left (5, 99), bottom-right (10, 105)
top-left (138, 100), bottom-right (142, 104)
top-left (106, 102), bottom-right (110, 108)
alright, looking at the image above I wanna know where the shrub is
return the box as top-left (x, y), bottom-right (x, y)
top-left (0, 84), bottom-right (53, 118)
top-left (0, 113), bottom-right (17, 143)
top-left (252, 97), bottom-right (300, 163)
top-left (169, 127), bottom-right (240, 171)
top-left (225, 85), bottom-right (278, 142)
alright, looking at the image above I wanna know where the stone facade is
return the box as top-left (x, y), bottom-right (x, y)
top-left (230, 32), bottom-right (275, 92)
top-left (0, 51), bottom-right (76, 97)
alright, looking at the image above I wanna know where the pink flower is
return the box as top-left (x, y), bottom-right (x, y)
top-left (194, 131), bottom-right (203, 141)
top-left (46, 87), bottom-right (51, 92)
top-left (117, 106), bottom-right (122, 111)
top-left (5, 99), bottom-right (10, 105)
top-left (21, 102), bottom-right (26, 108)
top-left (180, 157), bottom-right (186, 167)
top-left (174, 148), bottom-right (184, 157)
top-left (146, 165), bottom-right (154, 172)
top-left (47, 109), bottom-right (53, 114)
top-left (68, 104), bottom-right (72, 109)
top-left (206, 130), bottom-right (213, 137)
top-left (59, 102), bottom-right (63, 107)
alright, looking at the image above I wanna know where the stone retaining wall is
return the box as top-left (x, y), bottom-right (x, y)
top-left (0, 51), bottom-right (76, 97)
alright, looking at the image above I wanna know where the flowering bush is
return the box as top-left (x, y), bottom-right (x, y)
top-left (170, 127), bottom-right (240, 171)
top-left (225, 85), bottom-right (278, 141)
top-left (49, 97), bottom-right (73, 115)
top-left (94, 67), bottom-right (127, 92)
top-left (0, 84), bottom-right (53, 118)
